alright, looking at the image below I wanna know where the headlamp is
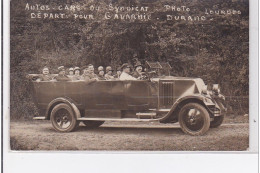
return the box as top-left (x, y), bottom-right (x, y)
top-left (212, 84), bottom-right (220, 94)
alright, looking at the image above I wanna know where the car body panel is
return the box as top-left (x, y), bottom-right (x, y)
top-left (29, 75), bottom-right (226, 122)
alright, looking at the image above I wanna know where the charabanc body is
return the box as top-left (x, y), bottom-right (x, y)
top-left (29, 68), bottom-right (226, 135)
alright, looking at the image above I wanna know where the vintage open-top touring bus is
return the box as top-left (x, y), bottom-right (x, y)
top-left (28, 62), bottom-right (226, 135)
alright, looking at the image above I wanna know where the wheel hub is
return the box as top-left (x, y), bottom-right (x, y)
top-left (55, 109), bottom-right (71, 129)
top-left (188, 109), bottom-right (199, 125)
top-left (63, 116), bottom-right (68, 123)
top-left (189, 117), bottom-right (196, 125)
top-left (183, 108), bottom-right (204, 131)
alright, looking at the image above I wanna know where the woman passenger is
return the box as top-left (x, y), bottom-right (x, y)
top-left (67, 67), bottom-right (74, 80)
top-left (97, 68), bottom-right (106, 80)
top-left (72, 67), bottom-right (81, 81)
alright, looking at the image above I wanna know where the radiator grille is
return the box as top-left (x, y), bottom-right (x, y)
top-left (159, 81), bottom-right (174, 107)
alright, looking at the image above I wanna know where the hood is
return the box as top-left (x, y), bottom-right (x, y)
top-left (152, 76), bottom-right (206, 94)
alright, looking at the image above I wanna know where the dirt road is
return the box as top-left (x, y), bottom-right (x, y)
top-left (10, 118), bottom-right (249, 151)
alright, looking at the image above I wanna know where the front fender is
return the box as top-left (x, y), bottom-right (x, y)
top-left (159, 94), bottom-right (214, 123)
top-left (45, 97), bottom-right (81, 120)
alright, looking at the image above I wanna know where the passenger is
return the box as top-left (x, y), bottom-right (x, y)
top-left (36, 66), bottom-right (53, 81)
top-left (72, 67), bottom-right (81, 81)
top-left (119, 63), bottom-right (137, 80)
top-left (97, 69), bottom-right (105, 80)
top-left (104, 66), bottom-right (114, 80)
top-left (132, 61), bottom-right (143, 78)
top-left (67, 67), bottom-right (74, 79)
top-left (114, 68), bottom-right (121, 79)
top-left (97, 66), bottom-right (104, 72)
top-left (80, 64), bottom-right (99, 81)
top-left (54, 66), bottom-right (71, 81)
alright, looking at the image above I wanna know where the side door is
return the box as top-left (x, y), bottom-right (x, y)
top-left (64, 81), bottom-right (83, 107)
top-left (83, 81), bottom-right (126, 110)
top-left (124, 80), bottom-right (150, 110)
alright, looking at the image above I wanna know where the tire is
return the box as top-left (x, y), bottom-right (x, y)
top-left (210, 115), bottom-right (224, 128)
top-left (50, 103), bottom-right (79, 132)
top-left (82, 121), bottom-right (105, 128)
top-left (178, 103), bottom-right (210, 136)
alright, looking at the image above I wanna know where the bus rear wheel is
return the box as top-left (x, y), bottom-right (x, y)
top-left (50, 103), bottom-right (79, 132)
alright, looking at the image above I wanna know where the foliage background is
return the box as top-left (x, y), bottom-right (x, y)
top-left (10, 0), bottom-right (249, 120)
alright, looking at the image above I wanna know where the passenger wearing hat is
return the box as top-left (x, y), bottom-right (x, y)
top-left (132, 61), bottom-right (144, 78)
top-left (104, 66), bottom-right (114, 80)
top-left (80, 64), bottom-right (98, 81)
top-left (98, 66), bottom-right (104, 72)
top-left (67, 67), bottom-right (74, 79)
top-left (54, 66), bottom-right (71, 81)
top-left (114, 67), bottom-right (122, 79)
top-left (80, 66), bottom-right (88, 80)
top-left (119, 63), bottom-right (137, 81)
top-left (72, 67), bottom-right (81, 81)
top-left (36, 66), bottom-right (53, 81)
top-left (97, 67), bottom-right (105, 80)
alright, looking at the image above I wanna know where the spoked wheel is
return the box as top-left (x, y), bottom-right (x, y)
top-left (50, 103), bottom-right (79, 132)
top-left (82, 121), bottom-right (105, 128)
top-left (178, 103), bottom-right (210, 136)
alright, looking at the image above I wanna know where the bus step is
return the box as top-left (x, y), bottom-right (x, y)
top-left (136, 112), bottom-right (157, 119)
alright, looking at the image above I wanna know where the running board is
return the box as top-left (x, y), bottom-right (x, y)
top-left (77, 117), bottom-right (159, 122)
top-left (149, 109), bottom-right (171, 112)
top-left (136, 112), bottom-right (157, 119)
top-left (33, 117), bottom-right (46, 120)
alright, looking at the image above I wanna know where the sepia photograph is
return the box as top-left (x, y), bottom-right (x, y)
top-left (10, 0), bottom-right (249, 151)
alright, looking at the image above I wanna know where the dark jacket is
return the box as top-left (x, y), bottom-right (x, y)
top-left (132, 71), bottom-right (142, 78)
top-left (54, 74), bottom-right (71, 81)
top-left (38, 74), bottom-right (53, 81)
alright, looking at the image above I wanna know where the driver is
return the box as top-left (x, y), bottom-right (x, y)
top-left (132, 61), bottom-right (143, 78)
top-left (119, 63), bottom-right (137, 80)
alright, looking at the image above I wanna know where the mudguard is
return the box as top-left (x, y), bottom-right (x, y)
top-left (45, 97), bottom-right (81, 120)
top-left (159, 94), bottom-right (215, 123)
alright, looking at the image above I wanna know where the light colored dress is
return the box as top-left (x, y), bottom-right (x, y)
top-left (119, 72), bottom-right (137, 80)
